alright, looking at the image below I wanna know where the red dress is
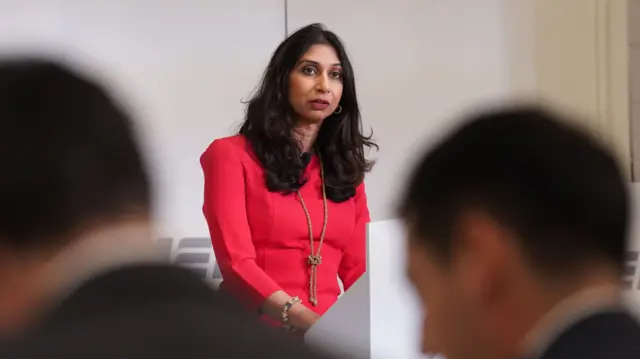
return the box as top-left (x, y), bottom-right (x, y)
top-left (201, 135), bottom-right (369, 316)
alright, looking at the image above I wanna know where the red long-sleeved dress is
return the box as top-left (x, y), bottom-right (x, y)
top-left (201, 135), bottom-right (369, 316)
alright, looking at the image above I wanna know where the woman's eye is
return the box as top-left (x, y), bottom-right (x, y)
top-left (303, 67), bottom-right (317, 75)
top-left (330, 71), bottom-right (342, 79)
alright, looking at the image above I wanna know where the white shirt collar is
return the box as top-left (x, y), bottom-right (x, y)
top-left (521, 284), bottom-right (623, 359)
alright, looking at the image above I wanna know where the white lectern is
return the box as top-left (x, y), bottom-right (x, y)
top-left (305, 219), bottom-right (435, 359)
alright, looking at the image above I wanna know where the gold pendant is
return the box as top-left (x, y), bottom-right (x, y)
top-left (308, 254), bottom-right (322, 265)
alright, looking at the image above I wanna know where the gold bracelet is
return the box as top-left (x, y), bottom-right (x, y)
top-left (282, 296), bottom-right (302, 331)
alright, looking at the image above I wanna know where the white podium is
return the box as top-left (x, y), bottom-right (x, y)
top-left (305, 219), bottom-right (435, 359)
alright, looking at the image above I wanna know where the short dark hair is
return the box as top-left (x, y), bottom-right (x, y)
top-left (0, 58), bottom-right (151, 248)
top-left (398, 106), bottom-right (629, 274)
top-left (240, 23), bottom-right (377, 203)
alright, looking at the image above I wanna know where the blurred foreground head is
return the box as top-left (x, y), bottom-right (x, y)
top-left (0, 58), bottom-right (152, 337)
top-left (399, 106), bottom-right (629, 359)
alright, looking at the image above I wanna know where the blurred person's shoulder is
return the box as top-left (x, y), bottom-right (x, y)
top-left (539, 309), bottom-right (640, 359)
top-left (3, 264), bottom-right (338, 359)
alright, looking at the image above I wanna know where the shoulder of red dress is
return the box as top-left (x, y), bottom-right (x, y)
top-left (203, 134), bottom-right (248, 155)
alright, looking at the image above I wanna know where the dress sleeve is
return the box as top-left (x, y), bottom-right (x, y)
top-left (201, 139), bottom-right (282, 311)
top-left (338, 182), bottom-right (370, 291)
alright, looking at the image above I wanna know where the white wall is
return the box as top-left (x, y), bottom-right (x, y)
top-left (0, 0), bottom-right (285, 240)
top-left (0, 0), bottom-right (536, 239)
top-left (630, 0), bottom-right (640, 178)
top-left (57, 2), bottom-right (286, 239)
top-left (533, 0), bottom-right (631, 177)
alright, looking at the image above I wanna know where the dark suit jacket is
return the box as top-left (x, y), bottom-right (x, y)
top-left (2, 265), bottom-right (338, 359)
top-left (539, 309), bottom-right (640, 359)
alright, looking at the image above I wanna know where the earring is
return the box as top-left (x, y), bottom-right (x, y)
top-left (334, 105), bottom-right (343, 114)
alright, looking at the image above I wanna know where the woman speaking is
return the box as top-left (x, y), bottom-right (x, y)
top-left (201, 23), bottom-right (376, 333)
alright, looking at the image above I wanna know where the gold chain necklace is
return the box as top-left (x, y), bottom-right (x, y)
top-left (295, 153), bottom-right (327, 307)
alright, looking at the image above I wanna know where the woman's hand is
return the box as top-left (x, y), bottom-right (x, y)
top-left (261, 291), bottom-right (320, 332)
top-left (288, 303), bottom-right (320, 332)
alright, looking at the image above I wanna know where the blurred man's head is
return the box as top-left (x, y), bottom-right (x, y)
top-left (0, 58), bottom-right (152, 336)
top-left (398, 106), bottom-right (629, 359)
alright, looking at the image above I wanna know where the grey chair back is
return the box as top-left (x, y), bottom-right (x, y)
top-left (157, 237), bottom-right (223, 288)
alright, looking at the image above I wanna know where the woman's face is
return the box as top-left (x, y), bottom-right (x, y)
top-left (288, 43), bottom-right (344, 124)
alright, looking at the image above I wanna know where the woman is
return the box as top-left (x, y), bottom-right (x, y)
top-left (201, 23), bottom-right (377, 332)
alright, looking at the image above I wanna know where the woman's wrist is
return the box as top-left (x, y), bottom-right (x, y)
top-left (267, 292), bottom-right (320, 332)
top-left (281, 296), bottom-right (302, 330)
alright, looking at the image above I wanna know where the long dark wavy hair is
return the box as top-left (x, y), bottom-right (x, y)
top-left (239, 23), bottom-right (377, 203)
